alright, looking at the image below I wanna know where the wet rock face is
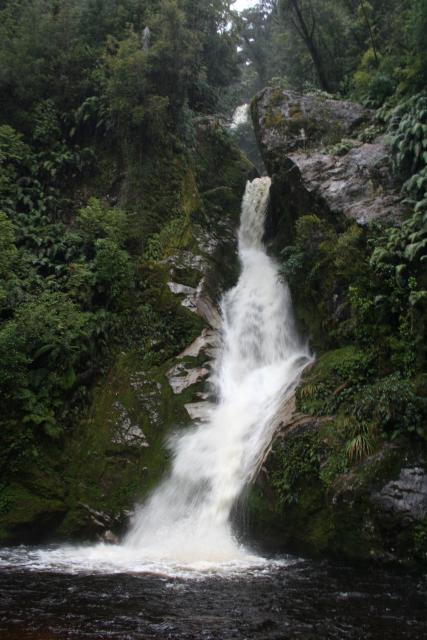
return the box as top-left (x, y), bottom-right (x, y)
top-left (110, 402), bottom-right (149, 449)
top-left (167, 362), bottom-right (210, 395)
top-left (248, 414), bottom-right (427, 565)
top-left (288, 138), bottom-right (404, 225)
top-left (252, 88), bottom-right (404, 237)
top-left (372, 467), bottom-right (427, 524)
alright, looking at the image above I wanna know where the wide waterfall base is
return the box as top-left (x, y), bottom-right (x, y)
top-left (0, 544), bottom-right (290, 578)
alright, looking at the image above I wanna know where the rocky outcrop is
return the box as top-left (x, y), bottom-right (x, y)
top-left (248, 408), bottom-right (427, 565)
top-left (372, 467), bottom-right (427, 524)
top-left (254, 88), bottom-right (369, 160)
top-left (248, 90), bottom-right (425, 566)
top-left (252, 88), bottom-right (405, 246)
top-left (287, 140), bottom-right (403, 225)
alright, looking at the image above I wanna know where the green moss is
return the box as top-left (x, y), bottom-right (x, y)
top-left (264, 111), bottom-right (286, 129)
top-left (0, 476), bottom-right (66, 543)
top-left (58, 348), bottom-right (198, 538)
top-left (262, 98), bottom-right (345, 151)
top-left (194, 121), bottom-right (253, 197)
top-left (269, 88), bottom-right (285, 108)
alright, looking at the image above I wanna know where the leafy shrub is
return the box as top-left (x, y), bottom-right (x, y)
top-left (281, 215), bottom-right (368, 347)
top-left (351, 374), bottom-right (426, 440)
top-left (93, 239), bottom-right (135, 307)
top-left (297, 347), bottom-right (374, 416)
top-left (384, 93), bottom-right (427, 197)
top-left (352, 48), bottom-right (395, 107)
top-left (0, 212), bottom-right (17, 277)
top-left (144, 217), bottom-right (191, 261)
top-left (369, 198), bottom-right (427, 374)
top-left (341, 415), bottom-right (376, 463)
top-left (0, 292), bottom-right (95, 436)
top-left (77, 198), bottom-right (129, 245)
top-left (271, 430), bottom-right (324, 506)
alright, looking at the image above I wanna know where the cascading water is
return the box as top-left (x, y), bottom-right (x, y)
top-left (230, 103), bottom-right (250, 130)
top-left (123, 176), bottom-right (311, 565)
top-left (0, 177), bottom-right (311, 575)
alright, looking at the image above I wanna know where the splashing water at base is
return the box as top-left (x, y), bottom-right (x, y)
top-left (2, 178), bottom-right (311, 576)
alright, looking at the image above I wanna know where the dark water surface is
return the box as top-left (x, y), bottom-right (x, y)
top-left (0, 552), bottom-right (426, 640)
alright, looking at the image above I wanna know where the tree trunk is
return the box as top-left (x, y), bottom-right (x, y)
top-left (284, 0), bottom-right (333, 93)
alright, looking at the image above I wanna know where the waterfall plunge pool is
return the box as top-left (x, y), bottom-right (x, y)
top-left (0, 547), bottom-right (426, 639)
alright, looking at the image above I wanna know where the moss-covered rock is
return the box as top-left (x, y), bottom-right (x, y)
top-left (57, 351), bottom-right (195, 540)
top-left (247, 417), bottom-right (427, 565)
top-left (252, 88), bottom-right (370, 171)
top-left (252, 88), bottom-right (404, 252)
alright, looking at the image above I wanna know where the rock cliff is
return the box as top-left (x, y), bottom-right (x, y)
top-left (252, 88), bottom-right (404, 248)
top-left (248, 88), bottom-right (427, 566)
top-left (0, 121), bottom-right (253, 544)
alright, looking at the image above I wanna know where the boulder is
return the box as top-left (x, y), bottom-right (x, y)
top-left (252, 88), bottom-right (405, 244)
top-left (253, 88), bottom-right (370, 162)
top-left (372, 466), bottom-right (427, 524)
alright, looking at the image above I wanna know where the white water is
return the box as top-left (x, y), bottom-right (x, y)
top-left (230, 103), bottom-right (250, 130)
top-left (123, 176), bottom-right (311, 565)
top-left (0, 177), bottom-right (311, 576)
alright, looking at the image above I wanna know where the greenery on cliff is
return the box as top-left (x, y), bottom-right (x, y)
top-left (243, 1), bottom-right (427, 564)
top-left (0, 0), bottom-right (250, 541)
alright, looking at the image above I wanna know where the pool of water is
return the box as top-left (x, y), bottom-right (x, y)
top-left (0, 546), bottom-right (426, 639)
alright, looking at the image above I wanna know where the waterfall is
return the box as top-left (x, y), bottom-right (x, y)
top-left (230, 103), bottom-right (250, 130)
top-left (123, 177), bottom-right (311, 564)
top-left (6, 177), bottom-right (311, 574)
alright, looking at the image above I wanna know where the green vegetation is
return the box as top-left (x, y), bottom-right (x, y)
top-left (278, 90), bottom-right (427, 459)
top-left (0, 0), bottom-right (426, 560)
top-left (238, 3), bottom-right (427, 564)
top-left (236, 1), bottom-right (427, 104)
top-left (0, 0), bottom-right (250, 541)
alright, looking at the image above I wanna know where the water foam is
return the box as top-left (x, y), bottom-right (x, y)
top-left (230, 103), bottom-right (250, 130)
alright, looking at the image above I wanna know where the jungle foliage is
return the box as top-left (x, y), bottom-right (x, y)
top-left (1, 0), bottom-right (427, 545)
top-left (280, 94), bottom-right (427, 473)
top-left (0, 0), bottom-right (239, 470)
top-left (236, 0), bottom-right (427, 103)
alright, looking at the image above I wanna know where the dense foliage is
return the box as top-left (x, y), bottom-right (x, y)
top-left (231, 0), bottom-right (427, 472)
top-left (236, 0), bottom-right (427, 103)
top-left (0, 0), bottom-right (239, 471)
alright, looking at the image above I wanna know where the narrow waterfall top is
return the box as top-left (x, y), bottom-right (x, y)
top-left (238, 177), bottom-right (271, 250)
top-left (230, 103), bottom-right (250, 130)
